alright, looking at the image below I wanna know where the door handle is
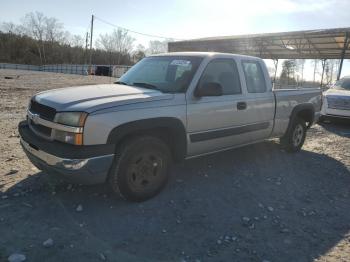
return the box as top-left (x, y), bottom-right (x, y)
top-left (237, 102), bottom-right (247, 110)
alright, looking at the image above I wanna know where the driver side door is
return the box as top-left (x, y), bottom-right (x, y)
top-left (186, 58), bottom-right (249, 156)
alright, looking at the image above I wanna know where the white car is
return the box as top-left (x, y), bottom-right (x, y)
top-left (320, 76), bottom-right (350, 121)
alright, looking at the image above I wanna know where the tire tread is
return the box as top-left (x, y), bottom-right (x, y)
top-left (109, 136), bottom-right (171, 202)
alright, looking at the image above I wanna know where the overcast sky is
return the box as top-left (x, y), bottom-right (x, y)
top-left (1, 0), bottom-right (349, 79)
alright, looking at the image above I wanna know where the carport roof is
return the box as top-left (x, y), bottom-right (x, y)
top-left (168, 27), bottom-right (350, 60)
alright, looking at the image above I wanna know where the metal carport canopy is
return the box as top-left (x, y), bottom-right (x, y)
top-left (168, 27), bottom-right (350, 60)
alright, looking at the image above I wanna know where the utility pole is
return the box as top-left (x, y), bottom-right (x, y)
top-left (85, 32), bottom-right (89, 65)
top-left (89, 14), bottom-right (94, 74)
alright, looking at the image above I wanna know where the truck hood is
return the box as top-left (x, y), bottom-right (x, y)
top-left (34, 84), bottom-right (174, 113)
top-left (324, 88), bottom-right (350, 98)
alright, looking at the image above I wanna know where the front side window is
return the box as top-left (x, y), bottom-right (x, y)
top-left (198, 58), bottom-right (241, 95)
top-left (242, 61), bottom-right (267, 93)
top-left (119, 56), bottom-right (203, 93)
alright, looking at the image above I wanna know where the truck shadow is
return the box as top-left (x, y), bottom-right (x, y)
top-left (2, 141), bottom-right (350, 262)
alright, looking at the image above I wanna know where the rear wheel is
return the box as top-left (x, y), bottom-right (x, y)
top-left (280, 117), bottom-right (307, 152)
top-left (109, 136), bottom-right (172, 202)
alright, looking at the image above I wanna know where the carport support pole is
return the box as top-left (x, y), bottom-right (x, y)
top-left (273, 59), bottom-right (278, 88)
top-left (320, 59), bottom-right (326, 87)
top-left (337, 33), bottom-right (349, 80)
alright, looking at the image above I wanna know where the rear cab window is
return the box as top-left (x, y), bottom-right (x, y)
top-left (241, 60), bottom-right (267, 93)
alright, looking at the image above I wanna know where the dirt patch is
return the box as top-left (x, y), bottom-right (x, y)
top-left (0, 69), bottom-right (349, 261)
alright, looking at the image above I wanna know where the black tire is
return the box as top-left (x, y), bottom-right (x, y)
top-left (319, 115), bottom-right (331, 124)
top-left (317, 115), bottom-right (324, 123)
top-left (318, 115), bottom-right (329, 124)
top-left (280, 117), bottom-right (307, 152)
top-left (109, 136), bottom-right (172, 202)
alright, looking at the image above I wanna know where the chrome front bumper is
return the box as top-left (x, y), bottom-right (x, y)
top-left (21, 139), bottom-right (114, 184)
top-left (19, 120), bottom-right (115, 185)
top-left (21, 138), bottom-right (113, 170)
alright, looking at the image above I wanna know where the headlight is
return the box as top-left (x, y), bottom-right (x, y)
top-left (53, 112), bottom-right (87, 145)
top-left (55, 112), bottom-right (87, 127)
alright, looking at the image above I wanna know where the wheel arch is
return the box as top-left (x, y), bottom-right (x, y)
top-left (107, 117), bottom-right (187, 162)
top-left (290, 103), bottom-right (315, 127)
top-left (282, 103), bottom-right (315, 138)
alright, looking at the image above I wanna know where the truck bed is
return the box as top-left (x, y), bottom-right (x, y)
top-left (272, 87), bottom-right (322, 137)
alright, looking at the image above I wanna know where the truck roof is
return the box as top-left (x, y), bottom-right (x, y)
top-left (151, 52), bottom-right (263, 61)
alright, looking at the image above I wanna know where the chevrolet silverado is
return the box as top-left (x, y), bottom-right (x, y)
top-left (19, 52), bottom-right (322, 201)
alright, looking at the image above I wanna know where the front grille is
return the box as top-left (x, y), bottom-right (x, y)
top-left (29, 119), bottom-right (52, 137)
top-left (327, 96), bottom-right (350, 110)
top-left (29, 100), bottom-right (56, 121)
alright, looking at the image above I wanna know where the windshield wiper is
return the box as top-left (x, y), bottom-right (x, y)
top-left (132, 82), bottom-right (160, 91)
top-left (114, 81), bottom-right (129, 85)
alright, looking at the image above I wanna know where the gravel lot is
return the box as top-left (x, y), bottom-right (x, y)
top-left (0, 69), bottom-right (350, 262)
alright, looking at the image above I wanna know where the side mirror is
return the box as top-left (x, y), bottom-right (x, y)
top-left (195, 82), bottom-right (223, 97)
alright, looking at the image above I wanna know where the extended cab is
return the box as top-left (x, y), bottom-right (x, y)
top-left (19, 52), bottom-right (322, 201)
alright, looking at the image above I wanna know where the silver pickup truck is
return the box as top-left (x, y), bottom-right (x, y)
top-left (19, 52), bottom-right (322, 201)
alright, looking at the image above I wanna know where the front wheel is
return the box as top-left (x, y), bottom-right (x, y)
top-left (109, 136), bottom-right (172, 202)
top-left (280, 117), bottom-right (307, 152)
top-left (317, 115), bottom-right (325, 123)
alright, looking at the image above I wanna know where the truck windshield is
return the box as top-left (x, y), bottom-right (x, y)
top-left (118, 56), bottom-right (203, 93)
top-left (333, 78), bottom-right (350, 91)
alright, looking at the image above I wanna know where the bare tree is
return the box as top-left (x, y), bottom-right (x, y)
top-left (1, 12), bottom-right (137, 66)
top-left (330, 59), bottom-right (341, 84)
top-left (115, 29), bottom-right (134, 55)
top-left (70, 34), bottom-right (85, 47)
top-left (132, 44), bottom-right (146, 62)
top-left (97, 28), bottom-right (135, 64)
top-left (45, 17), bottom-right (65, 43)
top-left (147, 39), bottom-right (171, 54)
top-left (312, 59), bottom-right (319, 83)
top-left (97, 33), bottom-right (114, 52)
top-left (280, 59), bottom-right (297, 86)
top-left (323, 60), bottom-right (340, 86)
top-left (22, 12), bottom-right (47, 64)
top-left (1, 22), bottom-right (24, 35)
top-left (20, 12), bottom-right (76, 63)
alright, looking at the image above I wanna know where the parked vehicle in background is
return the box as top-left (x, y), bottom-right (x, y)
top-left (94, 66), bottom-right (112, 76)
top-left (320, 76), bottom-right (350, 122)
top-left (91, 65), bottom-right (131, 77)
top-left (19, 52), bottom-right (322, 202)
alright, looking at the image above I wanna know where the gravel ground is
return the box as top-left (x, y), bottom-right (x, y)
top-left (0, 69), bottom-right (350, 262)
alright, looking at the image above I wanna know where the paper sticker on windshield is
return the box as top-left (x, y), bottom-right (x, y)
top-left (170, 60), bottom-right (191, 66)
